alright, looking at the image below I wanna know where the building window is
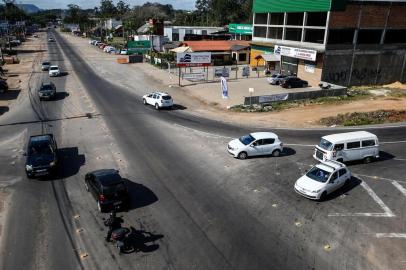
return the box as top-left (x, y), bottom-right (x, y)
top-left (267, 27), bottom-right (283, 39)
top-left (239, 53), bottom-right (247, 62)
top-left (384, 29), bottom-right (406, 44)
top-left (285, 28), bottom-right (302, 41)
top-left (304, 29), bottom-right (325, 44)
top-left (253, 26), bottom-right (267, 38)
top-left (269, 13), bottom-right (284, 25)
top-left (306, 12), bottom-right (327, 27)
top-left (286, 13), bottom-right (304, 26)
top-left (357, 29), bottom-right (382, 44)
top-left (172, 33), bottom-right (179, 41)
top-left (202, 30), bottom-right (207, 35)
top-left (255, 13), bottom-right (268, 24)
top-left (281, 56), bottom-right (298, 75)
top-left (327, 29), bottom-right (355, 44)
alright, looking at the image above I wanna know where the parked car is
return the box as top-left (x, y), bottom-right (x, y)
top-left (294, 160), bottom-right (351, 201)
top-left (120, 49), bottom-right (128, 55)
top-left (99, 43), bottom-right (107, 49)
top-left (94, 41), bottom-right (102, 46)
top-left (0, 79), bottom-right (8, 93)
top-left (104, 46), bottom-right (116, 53)
top-left (84, 169), bottom-right (130, 212)
top-left (142, 91), bottom-right (173, 110)
top-left (267, 74), bottom-right (288, 85)
top-left (227, 132), bottom-right (283, 159)
top-left (25, 134), bottom-right (58, 178)
top-left (280, 77), bottom-right (308, 88)
top-left (33, 34), bottom-right (38, 38)
top-left (38, 82), bottom-right (56, 100)
top-left (41, 61), bottom-right (51, 71)
top-left (48, 37), bottom-right (55, 42)
top-left (49, 65), bottom-right (60, 77)
top-left (314, 131), bottom-right (379, 163)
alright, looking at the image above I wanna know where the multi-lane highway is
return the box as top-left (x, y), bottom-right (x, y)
top-left (0, 30), bottom-right (405, 270)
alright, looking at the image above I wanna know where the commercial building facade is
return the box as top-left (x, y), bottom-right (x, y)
top-left (252, 0), bottom-right (406, 86)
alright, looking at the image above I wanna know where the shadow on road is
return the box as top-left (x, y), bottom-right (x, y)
top-left (125, 226), bottom-right (163, 254)
top-left (58, 71), bottom-right (69, 77)
top-left (0, 89), bottom-right (20, 100)
top-left (14, 49), bottom-right (47, 54)
top-left (53, 91), bottom-right (69, 101)
top-left (54, 147), bottom-right (85, 179)
top-left (378, 151), bottom-right (395, 162)
top-left (171, 104), bottom-right (187, 110)
top-left (124, 179), bottom-right (158, 210)
top-left (0, 106), bottom-right (9, 115)
top-left (323, 176), bottom-right (362, 201)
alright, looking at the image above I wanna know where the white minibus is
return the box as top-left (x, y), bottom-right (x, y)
top-left (314, 131), bottom-right (379, 163)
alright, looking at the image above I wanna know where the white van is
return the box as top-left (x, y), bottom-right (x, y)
top-left (314, 131), bottom-right (379, 163)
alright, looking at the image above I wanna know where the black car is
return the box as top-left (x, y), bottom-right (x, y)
top-left (280, 77), bottom-right (309, 88)
top-left (85, 169), bottom-right (130, 212)
top-left (38, 82), bottom-right (56, 100)
top-left (25, 134), bottom-right (58, 178)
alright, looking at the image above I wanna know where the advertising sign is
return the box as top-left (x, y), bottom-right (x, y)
top-left (304, 64), bottom-right (315, 73)
top-left (228, 24), bottom-right (253, 35)
top-left (214, 67), bottom-right (230, 78)
top-left (221, 77), bottom-right (229, 99)
top-left (127, 40), bottom-right (151, 54)
top-left (182, 73), bottom-right (206, 81)
top-left (177, 52), bottom-right (211, 67)
top-left (259, 93), bottom-right (289, 103)
top-left (242, 66), bottom-right (250, 77)
top-left (274, 45), bottom-right (317, 61)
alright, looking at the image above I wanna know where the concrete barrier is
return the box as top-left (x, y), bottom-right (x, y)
top-left (244, 82), bottom-right (347, 105)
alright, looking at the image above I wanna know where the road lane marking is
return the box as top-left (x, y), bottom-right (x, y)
top-left (380, 140), bottom-right (406, 144)
top-left (173, 124), bottom-right (232, 139)
top-left (391, 181), bottom-right (406, 197)
top-left (328, 181), bottom-right (395, 217)
top-left (375, 233), bottom-right (406, 238)
top-left (356, 174), bottom-right (406, 184)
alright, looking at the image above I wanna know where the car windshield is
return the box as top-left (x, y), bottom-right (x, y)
top-left (103, 183), bottom-right (126, 195)
top-left (306, 166), bottom-right (331, 183)
top-left (318, 138), bottom-right (333, 150)
top-left (50, 67), bottom-right (58, 70)
top-left (270, 74), bottom-right (278, 78)
top-left (41, 84), bottom-right (53, 90)
top-left (29, 141), bottom-right (53, 155)
top-left (42, 62), bottom-right (50, 65)
top-left (239, 134), bottom-right (255, 145)
top-left (162, 95), bottom-right (172, 100)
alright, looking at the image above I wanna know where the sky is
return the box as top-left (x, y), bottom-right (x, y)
top-left (16, 0), bottom-right (196, 10)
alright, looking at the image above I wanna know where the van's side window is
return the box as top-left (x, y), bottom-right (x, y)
top-left (334, 144), bottom-right (344, 151)
top-left (362, 140), bottom-right (376, 147)
top-left (347, 141), bottom-right (360, 149)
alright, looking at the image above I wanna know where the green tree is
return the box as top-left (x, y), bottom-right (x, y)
top-left (100, 0), bottom-right (117, 18)
top-left (116, 0), bottom-right (130, 16)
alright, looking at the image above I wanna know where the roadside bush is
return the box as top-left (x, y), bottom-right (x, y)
top-left (320, 110), bottom-right (406, 126)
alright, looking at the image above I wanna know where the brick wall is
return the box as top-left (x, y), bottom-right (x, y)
top-left (329, 4), bottom-right (360, 28)
top-left (360, 4), bottom-right (389, 28)
top-left (387, 5), bottom-right (406, 27)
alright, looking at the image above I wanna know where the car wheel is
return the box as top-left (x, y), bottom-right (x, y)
top-left (26, 171), bottom-right (34, 179)
top-left (303, 83), bottom-right (308, 87)
top-left (97, 201), bottom-right (104, 213)
top-left (143, 99), bottom-right (147, 105)
top-left (364, 156), bottom-right (373, 164)
top-left (272, 149), bottom-right (281, 157)
top-left (238, 152), bottom-right (248, 160)
top-left (319, 191), bottom-right (327, 201)
top-left (337, 158), bottom-right (344, 163)
top-left (155, 103), bottom-right (159, 110)
top-left (84, 182), bottom-right (89, 192)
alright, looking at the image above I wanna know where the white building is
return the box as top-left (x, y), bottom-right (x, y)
top-left (164, 26), bottom-right (225, 42)
top-left (104, 19), bottom-right (122, 30)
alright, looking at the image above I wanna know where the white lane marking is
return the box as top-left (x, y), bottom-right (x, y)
top-left (173, 124), bottom-right (232, 139)
top-left (380, 140), bottom-right (406, 144)
top-left (283, 143), bottom-right (314, 147)
top-left (375, 233), bottom-right (406, 238)
top-left (356, 174), bottom-right (406, 184)
top-left (394, 158), bottom-right (406, 161)
top-left (391, 181), bottom-right (406, 197)
top-left (328, 181), bottom-right (395, 217)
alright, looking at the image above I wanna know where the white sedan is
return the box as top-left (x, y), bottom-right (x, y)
top-left (294, 160), bottom-right (351, 201)
top-left (227, 132), bottom-right (283, 159)
top-left (142, 91), bottom-right (173, 110)
top-left (48, 65), bottom-right (60, 77)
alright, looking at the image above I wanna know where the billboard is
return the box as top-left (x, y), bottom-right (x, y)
top-left (274, 45), bottom-right (317, 61)
top-left (127, 40), bottom-right (150, 54)
top-left (228, 24), bottom-right (253, 35)
top-left (176, 52), bottom-right (211, 67)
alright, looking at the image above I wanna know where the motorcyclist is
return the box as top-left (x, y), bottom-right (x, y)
top-left (104, 210), bottom-right (122, 242)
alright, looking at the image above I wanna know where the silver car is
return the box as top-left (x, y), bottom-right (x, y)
top-left (41, 61), bottom-right (51, 71)
top-left (267, 74), bottom-right (287, 85)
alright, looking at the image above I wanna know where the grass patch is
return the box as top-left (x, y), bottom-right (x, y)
top-left (320, 110), bottom-right (406, 126)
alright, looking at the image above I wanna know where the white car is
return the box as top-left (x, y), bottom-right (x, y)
top-left (120, 49), bottom-right (128, 55)
top-left (142, 92), bottom-right (173, 110)
top-left (267, 74), bottom-right (288, 85)
top-left (49, 65), bottom-right (60, 77)
top-left (103, 46), bottom-right (115, 53)
top-left (41, 61), bottom-right (51, 71)
top-left (227, 132), bottom-right (283, 159)
top-left (294, 160), bottom-right (351, 201)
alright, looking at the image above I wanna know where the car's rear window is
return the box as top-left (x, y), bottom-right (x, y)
top-left (42, 62), bottom-right (50, 65)
top-left (102, 183), bottom-right (126, 195)
top-left (162, 95), bottom-right (172, 100)
top-left (41, 84), bottom-right (53, 90)
top-left (50, 67), bottom-right (58, 70)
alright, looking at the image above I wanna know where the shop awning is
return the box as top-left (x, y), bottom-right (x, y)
top-left (259, 54), bottom-right (281, 62)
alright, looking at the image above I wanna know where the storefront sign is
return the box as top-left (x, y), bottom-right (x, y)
top-left (182, 73), bottom-right (206, 81)
top-left (228, 24), bottom-right (253, 35)
top-left (214, 67), bottom-right (230, 78)
top-left (304, 64), bottom-right (315, 73)
top-left (177, 52), bottom-right (211, 67)
top-left (274, 45), bottom-right (317, 61)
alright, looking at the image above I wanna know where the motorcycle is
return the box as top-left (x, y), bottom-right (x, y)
top-left (111, 227), bottom-right (135, 254)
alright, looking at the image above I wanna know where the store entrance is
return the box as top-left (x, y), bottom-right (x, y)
top-left (281, 56), bottom-right (298, 76)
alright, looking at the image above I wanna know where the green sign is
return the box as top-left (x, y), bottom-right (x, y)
top-left (253, 0), bottom-right (347, 13)
top-left (228, 24), bottom-right (253, 35)
top-left (127, 40), bottom-right (151, 54)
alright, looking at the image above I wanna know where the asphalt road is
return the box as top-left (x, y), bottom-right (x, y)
top-left (0, 29), bottom-right (405, 270)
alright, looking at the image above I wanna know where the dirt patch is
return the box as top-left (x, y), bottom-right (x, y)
top-left (320, 110), bottom-right (406, 126)
top-left (383, 81), bottom-right (406, 89)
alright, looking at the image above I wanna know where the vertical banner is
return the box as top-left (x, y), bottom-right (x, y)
top-left (221, 76), bottom-right (228, 99)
